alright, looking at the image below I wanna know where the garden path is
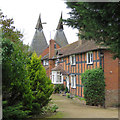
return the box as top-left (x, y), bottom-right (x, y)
top-left (49, 94), bottom-right (118, 119)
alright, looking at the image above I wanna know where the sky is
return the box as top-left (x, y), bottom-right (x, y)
top-left (0, 0), bottom-right (78, 45)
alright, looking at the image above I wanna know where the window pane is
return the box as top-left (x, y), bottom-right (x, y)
top-left (91, 53), bottom-right (93, 63)
top-left (88, 53), bottom-right (90, 63)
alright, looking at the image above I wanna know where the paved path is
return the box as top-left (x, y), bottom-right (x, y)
top-left (51, 94), bottom-right (118, 118)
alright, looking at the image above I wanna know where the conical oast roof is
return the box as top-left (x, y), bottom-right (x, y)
top-left (30, 14), bottom-right (48, 56)
top-left (54, 13), bottom-right (68, 47)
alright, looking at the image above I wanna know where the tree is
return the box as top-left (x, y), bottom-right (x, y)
top-left (1, 10), bottom-right (33, 119)
top-left (27, 52), bottom-right (54, 114)
top-left (64, 2), bottom-right (120, 59)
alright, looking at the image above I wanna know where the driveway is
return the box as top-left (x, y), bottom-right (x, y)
top-left (50, 94), bottom-right (118, 118)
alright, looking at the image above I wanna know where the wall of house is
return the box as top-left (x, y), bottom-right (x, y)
top-left (58, 50), bottom-right (102, 97)
top-left (104, 50), bottom-right (119, 106)
top-left (49, 39), bottom-right (60, 77)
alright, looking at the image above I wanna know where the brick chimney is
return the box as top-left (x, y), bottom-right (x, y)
top-left (49, 39), bottom-right (55, 77)
top-left (78, 30), bottom-right (86, 45)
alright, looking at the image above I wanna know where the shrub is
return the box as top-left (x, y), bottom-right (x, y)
top-left (81, 67), bottom-right (105, 106)
top-left (27, 52), bottom-right (54, 114)
top-left (66, 93), bottom-right (70, 98)
top-left (54, 84), bottom-right (65, 93)
top-left (41, 104), bottom-right (58, 114)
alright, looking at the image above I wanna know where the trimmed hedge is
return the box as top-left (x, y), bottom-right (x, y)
top-left (81, 67), bottom-right (105, 106)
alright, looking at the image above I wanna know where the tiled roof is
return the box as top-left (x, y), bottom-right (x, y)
top-left (29, 15), bottom-right (48, 56)
top-left (44, 66), bottom-right (49, 70)
top-left (54, 30), bottom-right (68, 47)
top-left (57, 40), bottom-right (107, 58)
top-left (51, 64), bottom-right (68, 75)
top-left (41, 53), bottom-right (49, 60)
top-left (30, 30), bottom-right (48, 56)
top-left (54, 14), bottom-right (68, 47)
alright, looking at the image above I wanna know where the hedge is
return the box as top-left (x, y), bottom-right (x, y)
top-left (81, 67), bottom-right (105, 106)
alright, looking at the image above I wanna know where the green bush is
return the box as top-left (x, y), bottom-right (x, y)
top-left (41, 104), bottom-right (58, 114)
top-left (3, 101), bottom-right (31, 120)
top-left (54, 84), bottom-right (65, 93)
top-left (66, 93), bottom-right (70, 98)
top-left (81, 67), bottom-right (105, 106)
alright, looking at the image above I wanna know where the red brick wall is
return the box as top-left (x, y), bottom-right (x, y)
top-left (118, 60), bottom-right (120, 89)
top-left (104, 51), bottom-right (119, 90)
top-left (49, 39), bottom-right (60, 77)
top-left (104, 51), bottom-right (119, 106)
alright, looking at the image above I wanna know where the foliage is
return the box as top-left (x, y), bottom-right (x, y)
top-left (66, 93), bottom-right (70, 98)
top-left (64, 2), bottom-right (120, 59)
top-left (81, 67), bottom-right (105, 106)
top-left (54, 84), bottom-right (65, 93)
top-left (27, 52), bottom-right (54, 114)
top-left (1, 10), bottom-right (53, 119)
top-left (42, 104), bottom-right (58, 114)
top-left (3, 101), bottom-right (31, 120)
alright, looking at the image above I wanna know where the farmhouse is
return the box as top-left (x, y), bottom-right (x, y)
top-left (30, 14), bottom-right (120, 107)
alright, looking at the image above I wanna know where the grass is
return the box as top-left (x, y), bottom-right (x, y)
top-left (46, 111), bottom-right (64, 118)
top-left (75, 95), bottom-right (86, 101)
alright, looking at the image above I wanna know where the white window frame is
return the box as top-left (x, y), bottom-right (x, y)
top-left (87, 52), bottom-right (93, 64)
top-left (70, 55), bottom-right (76, 65)
top-left (55, 59), bottom-right (59, 66)
top-left (43, 60), bottom-right (49, 66)
top-left (71, 75), bottom-right (76, 88)
top-left (52, 71), bottom-right (63, 84)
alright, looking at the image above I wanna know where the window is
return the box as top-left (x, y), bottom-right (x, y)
top-left (70, 55), bottom-right (76, 65)
top-left (71, 75), bottom-right (76, 88)
top-left (54, 43), bottom-right (56, 49)
top-left (87, 52), bottom-right (93, 64)
top-left (52, 71), bottom-right (63, 84)
top-left (61, 58), bottom-right (63, 62)
top-left (55, 59), bottom-right (59, 66)
top-left (43, 60), bottom-right (49, 66)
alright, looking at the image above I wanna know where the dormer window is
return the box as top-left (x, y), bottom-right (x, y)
top-left (87, 52), bottom-right (93, 64)
top-left (43, 60), bottom-right (49, 66)
top-left (70, 55), bottom-right (76, 65)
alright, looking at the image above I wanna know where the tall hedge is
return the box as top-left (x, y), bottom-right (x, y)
top-left (81, 67), bottom-right (105, 106)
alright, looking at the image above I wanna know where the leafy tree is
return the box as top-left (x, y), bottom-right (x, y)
top-left (27, 52), bottom-right (54, 114)
top-left (81, 68), bottom-right (105, 106)
top-left (1, 10), bottom-right (33, 119)
top-left (64, 2), bottom-right (120, 59)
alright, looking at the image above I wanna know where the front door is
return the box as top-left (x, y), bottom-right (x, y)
top-left (66, 76), bottom-right (69, 90)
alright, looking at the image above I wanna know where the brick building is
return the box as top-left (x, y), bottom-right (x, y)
top-left (30, 14), bottom-right (120, 107)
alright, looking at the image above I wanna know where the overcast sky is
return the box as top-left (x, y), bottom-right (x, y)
top-left (0, 0), bottom-right (78, 45)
